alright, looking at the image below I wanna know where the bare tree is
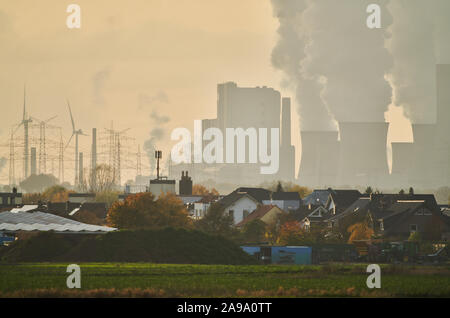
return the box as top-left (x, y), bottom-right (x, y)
top-left (89, 164), bottom-right (115, 193)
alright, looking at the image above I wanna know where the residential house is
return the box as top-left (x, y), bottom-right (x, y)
top-left (262, 192), bottom-right (301, 211)
top-left (217, 189), bottom-right (264, 225)
top-left (193, 195), bottom-right (219, 220)
top-left (328, 193), bottom-right (450, 240)
top-left (236, 205), bottom-right (285, 228)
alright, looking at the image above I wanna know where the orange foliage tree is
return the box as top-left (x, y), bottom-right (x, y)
top-left (278, 221), bottom-right (305, 245)
top-left (192, 184), bottom-right (219, 196)
top-left (347, 222), bottom-right (374, 243)
top-left (107, 192), bottom-right (192, 230)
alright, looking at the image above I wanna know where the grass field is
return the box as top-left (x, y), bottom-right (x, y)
top-left (1, 263), bottom-right (449, 297)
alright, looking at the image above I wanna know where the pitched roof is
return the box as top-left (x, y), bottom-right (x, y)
top-left (233, 187), bottom-right (271, 203)
top-left (236, 205), bottom-right (281, 227)
top-left (271, 192), bottom-right (301, 201)
top-left (0, 211), bottom-right (116, 233)
top-left (217, 192), bottom-right (259, 209)
top-left (328, 190), bottom-right (362, 208)
top-left (302, 190), bottom-right (331, 206)
top-left (328, 197), bottom-right (371, 222)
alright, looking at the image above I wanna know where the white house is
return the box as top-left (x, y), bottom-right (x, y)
top-left (218, 192), bottom-right (261, 225)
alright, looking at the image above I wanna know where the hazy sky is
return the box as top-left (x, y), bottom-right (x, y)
top-left (0, 0), bottom-right (413, 183)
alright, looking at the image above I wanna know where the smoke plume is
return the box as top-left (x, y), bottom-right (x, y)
top-left (387, 0), bottom-right (450, 124)
top-left (271, 0), bottom-right (393, 128)
top-left (271, 0), bottom-right (336, 131)
top-left (0, 157), bottom-right (6, 174)
top-left (144, 109), bottom-right (171, 175)
top-left (92, 68), bottom-right (111, 107)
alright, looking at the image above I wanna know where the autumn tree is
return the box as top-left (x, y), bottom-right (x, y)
top-left (42, 185), bottom-right (71, 202)
top-left (107, 192), bottom-right (191, 230)
top-left (192, 184), bottom-right (219, 196)
top-left (195, 203), bottom-right (238, 239)
top-left (278, 221), bottom-right (304, 245)
top-left (347, 221), bottom-right (374, 243)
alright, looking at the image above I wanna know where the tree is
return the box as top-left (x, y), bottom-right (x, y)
top-left (96, 191), bottom-right (120, 209)
top-left (107, 192), bottom-right (191, 230)
top-left (242, 220), bottom-right (266, 243)
top-left (399, 189), bottom-right (405, 195)
top-left (409, 187), bottom-right (415, 196)
top-left (192, 184), bottom-right (219, 196)
top-left (347, 221), bottom-right (374, 243)
top-left (19, 174), bottom-right (58, 193)
top-left (195, 203), bottom-right (237, 238)
top-left (42, 185), bottom-right (71, 202)
top-left (90, 164), bottom-right (116, 193)
top-left (365, 186), bottom-right (373, 195)
top-left (278, 221), bottom-right (304, 245)
top-left (276, 181), bottom-right (284, 193)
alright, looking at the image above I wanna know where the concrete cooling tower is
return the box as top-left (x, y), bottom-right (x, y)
top-left (298, 131), bottom-right (339, 187)
top-left (410, 124), bottom-right (437, 187)
top-left (435, 64), bottom-right (450, 186)
top-left (391, 142), bottom-right (414, 186)
top-left (338, 122), bottom-right (389, 187)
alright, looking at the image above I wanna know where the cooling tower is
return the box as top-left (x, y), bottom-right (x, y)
top-left (338, 122), bottom-right (389, 186)
top-left (391, 142), bottom-right (413, 186)
top-left (298, 131), bottom-right (339, 187)
top-left (410, 124), bottom-right (437, 187)
top-left (435, 64), bottom-right (450, 186)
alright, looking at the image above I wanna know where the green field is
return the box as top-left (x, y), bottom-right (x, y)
top-left (1, 263), bottom-right (449, 297)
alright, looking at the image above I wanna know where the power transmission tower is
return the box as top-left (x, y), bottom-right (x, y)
top-left (9, 130), bottom-right (16, 186)
top-left (58, 130), bottom-right (64, 183)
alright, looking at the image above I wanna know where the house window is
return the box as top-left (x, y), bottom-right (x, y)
top-left (410, 224), bottom-right (418, 233)
top-left (380, 221), bottom-right (384, 231)
top-left (243, 210), bottom-right (250, 219)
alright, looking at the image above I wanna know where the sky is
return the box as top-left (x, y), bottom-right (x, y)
top-left (0, 0), bottom-right (414, 184)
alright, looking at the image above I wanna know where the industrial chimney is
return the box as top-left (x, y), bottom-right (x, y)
top-left (298, 131), bottom-right (339, 187)
top-left (91, 128), bottom-right (97, 188)
top-left (79, 152), bottom-right (84, 188)
top-left (179, 171), bottom-right (193, 195)
top-left (338, 122), bottom-right (389, 187)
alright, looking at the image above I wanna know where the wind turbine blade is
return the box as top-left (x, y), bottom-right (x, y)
top-left (67, 100), bottom-right (75, 131)
top-left (65, 133), bottom-right (74, 150)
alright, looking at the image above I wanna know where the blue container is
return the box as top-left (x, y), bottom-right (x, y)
top-left (271, 246), bottom-right (312, 265)
top-left (240, 246), bottom-right (261, 257)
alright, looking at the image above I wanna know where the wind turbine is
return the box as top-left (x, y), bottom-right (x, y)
top-left (14, 86), bottom-right (33, 180)
top-left (65, 100), bottom-right (87, 187)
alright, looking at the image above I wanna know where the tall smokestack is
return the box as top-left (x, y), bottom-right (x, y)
top-left (298, 131), bottom-right (339, 186)
top-left (91, 128), bottom-right (97, 188)
top-left (391, 142), bottom-right (413, 186)
top-left (338, 122), bottom-right (389, 186)
top-left (30, 147), bottom-right (36, 176)
top-left (79, 152), bottom-right (84, 188)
